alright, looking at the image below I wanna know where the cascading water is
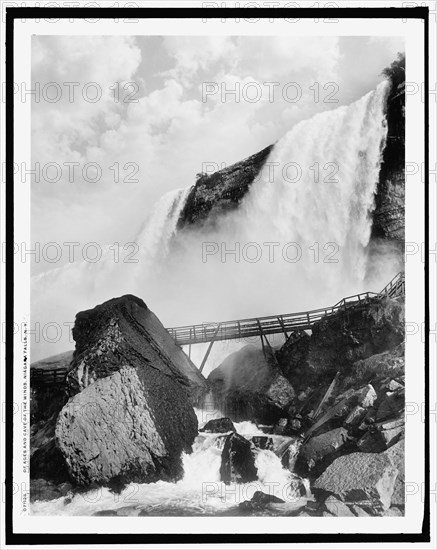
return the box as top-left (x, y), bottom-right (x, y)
top-left (135, 186), bottom-right (193, 267)
top-left (240, 81), bottom-right (389, 285)
top-left (31, 82), bottom-right (392, 515)
top-left (31, 417), bottom-right (306, 516)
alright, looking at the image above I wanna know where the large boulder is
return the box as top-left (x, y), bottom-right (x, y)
top-left (276, 331), bottom-right (315, 392)
top-left (66, 294), bottom-right (207, 403)
top-left (314, 451), bottom-right (399, 511)
top-left (295, 427), bottom-right (349, 476)
top-left (383, 439), bottom-right (405, 508)
top-left (32, 294), bottom-right (203, 487)
top-left (200, 417), bottom-right (236, 433)
top-left (308, 297), bottom-right (404, 378)
top-left (177, 144), bottom-right (274, 230)
top-left (278, 297), bottom-right (404, 385)
top-left (56, 365), bottom-right (198, 486)
top-left (220, 432), bottom-right (258, 484)
top-left (207, 345), bottom-right (295, 424)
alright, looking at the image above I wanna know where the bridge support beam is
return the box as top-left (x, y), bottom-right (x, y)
top-left (199, 323), bottom-right (221, 374)
top-left (257, 320), bottom-right (279, 367)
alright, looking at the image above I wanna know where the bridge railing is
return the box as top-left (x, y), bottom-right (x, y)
top-left (166, 291), bottom-right (379, 346)
top-left (30, 366), bottom-right (69, 386)
top-left (166, 272), bottom-right (405, 346)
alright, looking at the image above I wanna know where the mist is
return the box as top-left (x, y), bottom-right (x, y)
top-left (30, 79), bottom-right (402, 367)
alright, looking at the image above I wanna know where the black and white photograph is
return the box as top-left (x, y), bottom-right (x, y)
top-left (1, 2), bottom-right (434, 547)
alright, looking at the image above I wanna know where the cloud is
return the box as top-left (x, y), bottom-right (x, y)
top-left (31, 35), bottom-right (402, 277)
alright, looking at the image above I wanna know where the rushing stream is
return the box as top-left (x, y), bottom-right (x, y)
top-left (31, 414), bottom-right (308, 516)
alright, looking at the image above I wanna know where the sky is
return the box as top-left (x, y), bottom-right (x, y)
top-left (31, 34), bottom-right (404, 275)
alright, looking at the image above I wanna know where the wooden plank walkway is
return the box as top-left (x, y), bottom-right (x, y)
top-left (166, 272), bottom-right (405, 346)
top-left (30, 272), bottom-right (404, 383)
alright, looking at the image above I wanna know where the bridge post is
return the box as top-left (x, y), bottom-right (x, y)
top-left (199, 323), bottom-right (221, 373)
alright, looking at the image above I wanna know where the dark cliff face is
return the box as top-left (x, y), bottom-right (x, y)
top-left (176, 57), bottom-right (405, 246)
top-left (371, 55), bottom-right (405, 242)
top-left (177, 144), bottom-right (274, 230)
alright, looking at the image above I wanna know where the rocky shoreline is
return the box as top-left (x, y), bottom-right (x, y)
top-left (30, 288), bottom-right (405, 517)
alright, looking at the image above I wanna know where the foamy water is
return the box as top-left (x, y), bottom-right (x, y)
top-left (31, 419), bottom-right (306, 516)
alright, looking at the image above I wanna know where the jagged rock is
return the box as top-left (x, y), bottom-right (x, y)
top-left (388, 380), bottom-right (404, 392)
top-left (200, 417), bottom-right (236, 433)
top-left (276, 331), bottom-right (315, 391)
top-left (357, 430), bottom-right (387, 453)
top-left (314, 451), bottom-right (399, 510)
top-left (295, 427), bottom-right (349, 476)
top-left (220, 432), bottom-right (258, 484)
top-left (239, 490), bottom-right (285, 511)
top-left (277, 298), bottom-right (404, 396)
top-left (66, 294), bottom-right (207, 402)
top-left (30, 438), bottom-right (70, 484)
top-left (273, 418), bottom-right (289, 435)
top-left (356, 384), bottom-right (378, 407)
top-left (178, 145), bottom-right (274, 229)
top-left (308, 297), bottom-right (404, 378)
top-left (345, 343), bottom-right (405, 394)
top-left (266, 374), bottom-right (296, 409)
top-left (377, 418), bottom-right (404, 447)
top-left (344, 405), bottom-right (367, 427)
top-left (56, 365), bottom-right (198, 486)
top-left (250, 436), bottom-right (274, 451)
top-left (372, 55), bottom-right (405, 242)
top-left (383, 439), bottom-right (404, 508)
top-left (376, 388), bottom-right (404, 421)
top-left (306, 385), bottom-right (378, 440)
top-left (324, 495), bottom-right (355, 517)
top-left (208, 345), bottom-right (295, 424)
top-left (29, 479), bottom-right (73, 503)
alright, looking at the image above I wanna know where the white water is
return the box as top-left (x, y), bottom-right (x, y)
top-left (29, 82), bottom-right (395, 515)
top-left (31, 81), bottom-right (393, 362)
top-left (31, 419), bottom-right (306, 516)
top-left (135, 186), bottom-right (193, 267)
top-left (239, 80), bottom-right (389, 286)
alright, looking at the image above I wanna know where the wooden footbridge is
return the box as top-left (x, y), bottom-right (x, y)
top-left (31, 272), bottom-right (404, 382)
top-left (166, 272), bottom-right (405, 371)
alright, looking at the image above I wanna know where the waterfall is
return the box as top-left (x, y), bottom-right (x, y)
top-left (136, 186), bottom-right (193, 267)
top-left (31, 82), bottom-right (390, 362)
top-left (235, 79), bottom-right (390, 294)
top-left (31, 420), bottom-right (306, 516)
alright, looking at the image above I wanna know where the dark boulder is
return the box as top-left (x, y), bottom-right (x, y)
top-left (56, 364), bottom-right (198, 486)
top-left (295, 427), bottom-right (350, 477)
top-left (177, 145), bottom-right (274, 230)
top-left (278, 297), bottom-right (404, 387)
top-left (200, 417), bottom-right (236, 433)
top-left (208, 345), bottom-right (295, 424)
top-left (66, 294), bottom-right (207, 403)
top-left (239, 490), bottom-right (285, 511)
top-left (33, 295), bottom-right (202, 488)
top-left (220, 433), bottom-right (258, 484)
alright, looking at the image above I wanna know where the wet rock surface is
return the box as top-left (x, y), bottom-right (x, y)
top-left (208, 345), bottom-right (295, 424)
top-left (66, 294), bottom-right (207, 402)
top-left (220, 432), bottom-right (258, 484)
top-left (200, 417), bottom-right (236, 433)
top-left (31, 295), bottom-right (202, 488)
top-left (56, 365), bottom-right (198, 486)
top-left (177, 145), bottom-right (274, 230)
